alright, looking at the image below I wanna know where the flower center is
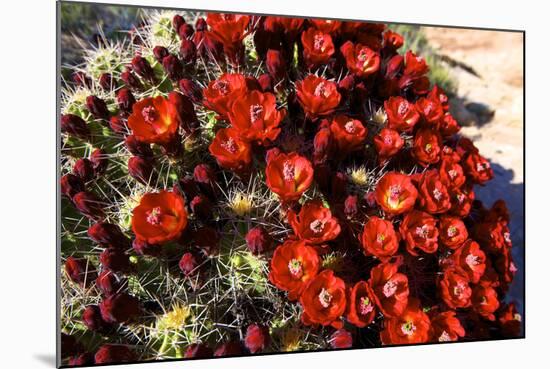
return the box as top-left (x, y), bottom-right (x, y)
top-left (389, 185), bottom-right (402, 200)
top-left (447, 225), bottom-right (457, 237)
top-left (249, 104), bottom-right (264, 122)
top-left (344, 120), bottom-right (357, 134)
top-left (439, 331), bottom-right (451, 342)
top-left (397, 101), bottom-right (409, 115)
top-left (313, 34), bottom-right (325, 51)
top-left (425, 143), bottom-right (433, 153)
top-left (146, 206), bottom-right (162, 225)
top-left (141, 105), bottom-right (157, 123)
top-left (318, 288), bottom-right (333, 308)
top-left (359, 296), bottom-right (374, 315)
top-left (456, 193), bottom-right (466, 204)
top-left (376, 233), bottom-right (386, 243)
top-left (213, 79), bottom-right (229, 95)
top-left (476, 162), bottom-right (490, 172)
top-left (453, 281), bottom-right (467, 298)
top-left (288, 258), bottom-right (303, 277)
top-left (310, 219), bottom-right (326, 234)
top-left (221, 137), bottom-right (237, 153)
top-left (314, 81), bottom-right (328, 97)
top-left (415, 224), bottom-right (429, 239)
top-left (282, 160), bottom-right (295, 181)
top-left (383, 135), bottom-right (393, 145)
top-left (465, 253), bottom-right (480, 268)
top-left (383, 280), bottom-right (398, 297)
top-left (504, 232), bottom-right (511, 244)
top-left (433, 188), bottom-right (443, 201)
top-left (448, 169), bottom-right (458, 179)
top-left (401, 321), bottom-right (416, 336)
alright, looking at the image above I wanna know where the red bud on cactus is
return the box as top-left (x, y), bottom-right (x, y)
top-left (168, 91), bottom-right (197, 133)
top-left (313, 122), bottom-right (333, 165)
top-left (88, 222), bottom-right (129, 249)
top-left (162, 54), bottom-right (183, 80)
top-left (61, 114), bottom-right (90, 139)
top-left (153, 46), bottom-right (169, 63)
top-left (179, 252), bottom-right (201, 276)
top-left (90, 148), bottom-right (108, 175)
top-left (99, 249), bottom-right (131, 273)
top-left (94, 345), bottom-right (136, 364)
top-left (86, 95), bottom-right (110, 120)
top-left (65, 256), bottom-right (97, 286)
top-left (116, 88), bottom-right (136, 115)
top-left (344, 194), bottom-right (359, 219)
top-left (173, 14), bottom-right (185, 32)
top-left (178, 24), bottom-right (195, 39)
top-left (82, 305), bottom-right (112, 331)
top-left (68, 353), bottom-right (94, 366)
top-left (266, 49), bottom-right (286, 81)
top-left (265, 147), bottom-right (281, 163)
top-left (244, 324), bottom-right (271, 353)
top-left (72, 71), bottom-right (91, 87)
top-left (61, 174), bottom-right (85, 199)
top-left (131, 55), bottom-right (155, 82)
top-left (132, 238), bottom-right (161, 257)
top-left (257, 73), bottom-right (273, 92)
top-left (178, 78), bottom-right (203, 103)
top-left (195, 17), bottom-right (207, 31)
top-left (184, 343), bottom-right (213, 358)
top-left (193, 164), bottom-right (216, 186)
top-left (338, 74), bottom-right (356, 94)
top-left (125, 135), bottom-right (153, 158)
top-left (330, 329), bottom-right (353, 348)
top-left (72, 191), bottom-right (104, 219)
top-left (73, 158), bottom-right (95, 182)
top-left (179, 39), bottom-right (197, 64)
top-left (128, 156), bottom-right (154, 185)
top-left (99, 293), bottom-right (141, 324)
top-left (109, 115), bottom-right (127, 133)
top-left (99, 72), bottom-right (115, 90)
top-left (190, 194), bottom-right (213, 220)
top-left (96, 270), bottom-right (125, 296)
top-left (245, 226), bottom-right (273, 254)
top-left (120, 69), bottom-right (143, 90)
top-left (214, 341), bottom-right (243, 357)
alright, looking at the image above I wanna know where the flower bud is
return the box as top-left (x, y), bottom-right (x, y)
top-left (257, 73), bottom-right (273, 92)
top-left (193, 164), bottom-right (216, 186)
top-left (96, 270), bottom-right (126, 296)
top-left (124, 135), bottom-right (153, 158)
top-left (68, 353), bottom-right (94, 366)
top-left (179, 39), bottom-right (197, 64)
top-left (90, 148), bottom-right (108, 175)
top-left (190, 194), bottom-right (213, 220)
top-left (162, 54), bottom-right (183, 80)
top-left (173, 14), bottom-right (185, 32)
top-left (128, 156), bottom-right (154, 185)
top-left (265, 147), bottom-right (281, 163)
top-left (72, 191), bottom-right (104, 219)
top-left (184, 343), bottom-right (213, 359)
top-left (178, 24), bottom-right (195, 39)
top-left (195, 17), bottom-right (207, 31)
top-left (94, 345), bottom-right (136, 364)
top-left (88, 222), bottom-right (129, 249)
top-left (245, 226), bottom-right (273, 255)
top-left (214, 341), bottom-right (243, 357)
top-left (65, 256), bottom-right (97, 286)
top-left (179, 252), bottom-right (201, 276)
top-left (344, 194), bottom-right (359, 219)
top-left (61, 114), bottom-right (90, 139)
top-left (116, 88), bottom-right (136, 115)
top-left (178, 78), bottom-right (203, 103)
top-left (99, 73), bottom-right (115, 90)
top-left (244, 324), bottom-right (270, 353)
top-left (338, 74), bottom-right (355, 94)
top-left (99, 249), bottom-right (131, 273)
top-left (109, 115), bottom-right (127, 133)
top-left (266, 49), bottom-right (286, 81)
top-left (120, 69), bottom-right (143, 90)
top-left (99, 293), bottom-right (141, 324)
top-left (132, 238), bottom-right (161, 257)
top-left (131, 55), bottom-right (155, 82)
top-left (86, 95), bottom-right (110, 120)
top-left (82, 305), bottom-right (111, 331)
top-left (168, 91), bottom-right (197, 133)
top-left (153, 46), bottom-right (169, 63)
top-left (313, 123), bottom-right (333, 165)
top-left (330, 329), bottom-right (353, 349)
top-left (73, 158), bottom-right (95, 182)
top-left (61, 174), bottom-right (85, 199)
top-left (72, 71), bottom-right (91, 87)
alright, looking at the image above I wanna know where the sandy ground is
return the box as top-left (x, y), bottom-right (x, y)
top-left (425, 28), bottom-right (524, 311)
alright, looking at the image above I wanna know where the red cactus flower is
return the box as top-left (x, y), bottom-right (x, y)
top-left (462, 151), bottom-right (494, 184)
top-left (438, 216), bottom-right (469, 249)
top-left (472, 282), bottom-right (500, 320)
top-left (300, 269), bottom-right (347, 328)
top-left (208, 127), bottom-right (252, 172)
top-left (310, 19), bottom-right (342, 34)
top-left (301, 27), bottom-right (335, 69)
top-left (384, 96), bottom-right (420, 132)
top-left (206, 13), bottom-right (250, 61)
top-left (417, 170), bottom-right (451, 214)
top-left (340, 41), bottom-right (381, 78)
top-left (369, 261), bottom-right (409, 317)
top-left (203, 73), bottom-right (248, 118)
top-left (416, 97), bottom-right (444, 127)
top-left (399, 210), bottom-right (439, 255)
top-left (439, 267), bottom-right (472, 309)
top-left (265, 151), bottom-right (314, 202)
top-left (329, 115), bottom-right (368, 155)
top-left (330, 329), bottom-right (353, 349)
top-left (498, 303), bottom-right (522, 338)
top-left (179, 252), bottom-right (201, 276)
top-left (287, 200), bottom-right (341, 245)
top-left (412, 128), bottom-right (442, 167)
top-left (361, 216), bottom-right (400, 261)
top-left (429, 311), bottom-right (465, 342)
top-left (296, 75), bottom-right (341, 118)
top-left (269, 239), bottom-right (320, 301)
top-left (384, 30), bottom-right (404, 50)
top-left (399, 50), bottom-right (429, 88)
top-left (131, 190), bottom-right (188, 245)
top-left (374, 128), bottom-right (404, 163)
top-left (127, 96), bottom-right (180, 145)
top-left (380, 298), bottom-right (431, 345)
top-left (347, 281), bottom-right (377, 328)
top-left (450, 240), bottom-right (486, 283)
top-left (244, 324), bottom-right (271, 354)
top-left (374, 172), bottom-right (418, 215)
top-left (439, 157), bottom-right (466, 189)
top-left (228, 90), bottom-right (286, 145)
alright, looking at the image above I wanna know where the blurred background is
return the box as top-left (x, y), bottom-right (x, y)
top-left (60, 2), bottom-right (525, 316)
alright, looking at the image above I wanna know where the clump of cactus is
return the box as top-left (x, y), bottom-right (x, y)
top-left (60, 7), bottom-right (522, 367)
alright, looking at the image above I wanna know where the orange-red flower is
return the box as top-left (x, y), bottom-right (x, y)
top-left (462, 151), bottom-right (494, 184)
top-left (127, 96), bottom-right (180, 145)
top-left (380, 298), bottom-right (431, 345)
top-left (399, 210), bottom-right (439, 255)
top-left (384, 96), bottom-right (420, 132)
top-left (438, 216), bottom-right (468, 249)
top-left (450, 240), bottom-right (486, 283)
top-left (369, 261), bottom-right (409, 317)
top-left (310, 19), bottom-right (342, 34)
top-left (374, 172), bottom-right (418, 215)
top-left (300, 269), bottom-right (347, 328)
top-left (439, 157), bottom-right (465, 190)
top-left (329, 115), bottom-right (367, 155)
top-left (472, 282), bottom-right (500, 320)
top-left (296, 75), bottom-right (341, 118)
top-left (227, 90), bottom-right (286, 145)
top-left (265, 151), bottom-right (314, 202)
top-left (208, 127), bottom-right (251, 172)
top-left (203, 73), bottom-right (248, 118)
top-left (373, 128), bottom-right (404, 163)
top-left (412, 128), bottom-right (442, 167)
top-left (206, 14), bottom-right (250, 61)
top-left (301, 27), bottom-right (335, 69)
top-left (417, 170), bottom-right (451, 214)
top-left (131, 190), bottom-right (187, 245)
top-left (269, 240), bottom-right (320, 301)
top-left (429, 311), bottom-right (465, 342)
top-left (340, 41), bottom-right (381, 78)
top-left (347, 281), bottom-right (377, 328)
top-left (416, 97), bottom-right (444, 126)
top-left (287, 200), bottom-right (341, 245)
top-left (361, 216), bottom-right (399, 261)
top-left (439, 268), bottom-right (472, 309)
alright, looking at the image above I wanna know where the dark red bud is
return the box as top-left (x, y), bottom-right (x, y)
top-left (178, 24), bottom-right (195, 39)
top-left (245, 226), bottom-right (273, 255)
top-left (313, 124), bottom-right (333, 165)
top-left (179, 39), bottom-right (197, 64)
top-left (173, 14), bottom-right (185, 32)
top-left (131, 55), bottom-right (155, 82)
top-left (61, 114), bottom-right (90, 139)
top-left (162, 54), bottom-right (183, 80)
top-left (99, 73), bottom-right (115, 90)
top-left (257, 73), bottom-right (273, 92)
top-left (128, 156), bottom-right (154, 185)
top-left (73, 158), bottom-right (95, 182)
top-left (244, 324), bottom-right (270, 354)
top-left (86, 95), bottom-right (110, 120)
top-left (132, 238), bottom-right (161, 257)
top-left (193, 164), bottom-right (216, 186)
top-left (109, 115), bottom-right (128, 133)
top-left (195, 17), bottom-right (207, 31)
top-left (184, 343), bottom-right (213, 359)
top-left (99, 293), bottom-right (141, 324)
top-left (72, 191), bottom-right (104, 219)
top-left (65, 256), bottom-right (97, 286)
top-left (266, 49), bottom-right (286, 81)
top-left (99, 249), bottom-right (131, 273)
top-left (72, 71), bottom-right (91, 87)
top-left (120, 69), bottom-right (143, 90)
top-left (214, 341), bottom-right (243, 357)
top-left (179, 252), bottom-right (201, 276)
top-left (94, 345), bottom-right (136, 364)
top-left (96, 270), bottom-right (126, 297)
top-left (116, 88), bottom-right (136, 115)
top-left (338, 74), bottom-right (355, 93)
top-left (61, 174), bottom-right (85, 199)
top-left (344, 195), bottom-right (359, 219)
top-left (90, 148), bottom-right (108, 175)
top-left (178, 78), bottom-right (203, 103)
top-left (265, 147), bottom-right (281, 163)
top-left (124, 135), bottom-right (153, 158)
top-left (153, 46), bottom-right (169, 63)
top-left (88, 222), bottom-right (129, 249)
top-left (68, 353), bottom-right (94, 366)
top-left (190, 194), bottom-right (213, 220)
top-left (168, 91), bottom-right (197, 133)
top-left (82, 305), bottom-right (111, 331)
top-left (330, 329), bottom-right (353, 349)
